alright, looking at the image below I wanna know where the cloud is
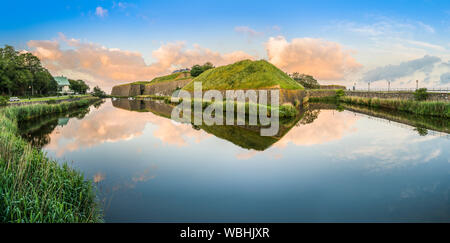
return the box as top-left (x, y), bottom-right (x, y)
top-left (274, 110), bottom-right (359, 147)
top-left (46, 103), bottom-right (211, 157)
top-left (235, 26), bottom-right (263, 37)
top-left (265, 36), bottom-right (362, 80)
top-left (440, 72), bottom-right (450, 84)
top-left (95, 6), bottom-right (108, 17)
top-left (27, 34), bottom-right (254, 91)
top-left (362, 55), bottom-right (442, 82)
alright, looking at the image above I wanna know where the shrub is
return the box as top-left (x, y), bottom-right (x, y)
top-left (335, 89), bottom-right (345, 99)
top-left (0, 96), bottom-right (8, 106)
top-left (414, 88), bottom-right (429, 101)
top-left (0, 97), bottom-right (103, 222)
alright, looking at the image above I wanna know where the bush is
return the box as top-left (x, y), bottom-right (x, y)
top-left (414, 88), bottom-right (429, 101)
top-left (0, 96), bottom-right (8, 106)
top-left (335, 89), bottom-right (345, 99)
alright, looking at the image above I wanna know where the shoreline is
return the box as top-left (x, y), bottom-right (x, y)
top-left (0, 97), bottom-right (103, 223)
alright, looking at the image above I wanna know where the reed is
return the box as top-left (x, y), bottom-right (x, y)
top-left (0, 97), bottom-right (103, 223)
top-left (339, 96), bottom-right (450, 118)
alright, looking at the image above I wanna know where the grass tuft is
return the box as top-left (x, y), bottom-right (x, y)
top-left (0, 97), bottom-right (103, 223)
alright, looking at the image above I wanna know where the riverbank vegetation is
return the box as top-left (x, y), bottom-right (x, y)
top-left (339, 96), bottom-right (449, 118)
top-left (309, 89), bottom-right (449, 118)
top-left (0, 45), bottom-right (57, 96)
top-left (0, 97), bottom-right (103, 223)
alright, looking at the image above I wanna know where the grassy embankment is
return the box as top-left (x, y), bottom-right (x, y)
top-left (8, 95), bottom-right (89, 104)
top-left (339, 96), bottom-right (449, 118)
top-left (183, 59), bottom-right (303, 91)
top-left (309, 90), bottom-right (450, 118)
top-left (0, 97), bottom-right (103, 223)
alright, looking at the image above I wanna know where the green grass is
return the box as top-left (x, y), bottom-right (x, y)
top-left (0, 97), bottom-right (103, 223)
top-left (183, 60), bottom-right (304, 91)
top-left (8, 95), bottom-right (88, 104)
top-left (149, 72), bottom-right (191, 85)
top-left (340, 96), bottom-right (450, 118)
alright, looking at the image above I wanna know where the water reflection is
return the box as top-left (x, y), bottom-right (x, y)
top-left (17, 99), bottom-right (450, 222)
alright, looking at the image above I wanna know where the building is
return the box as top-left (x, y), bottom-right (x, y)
top-left (54, 76), bottom-right (74, 94)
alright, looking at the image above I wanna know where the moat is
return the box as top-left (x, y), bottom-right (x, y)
top-left (19, 99), bottom-right (450, 222)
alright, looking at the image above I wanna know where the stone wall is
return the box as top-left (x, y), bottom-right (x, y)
top-left (345, 91), bottom-right (449, 101)
top-left (306, 90), bottom-right (449, 101)
top-left (307, 90), bottom-right (337, 98)
top-left (183, 89), bottom-right (306, 106)
top-left (143, 79), bottom-right (192, 97)
top-left (111, 84), bottom-right (145, 97)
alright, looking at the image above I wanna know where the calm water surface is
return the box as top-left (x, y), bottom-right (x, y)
top-left (20, 99), bottom-right (450, 222)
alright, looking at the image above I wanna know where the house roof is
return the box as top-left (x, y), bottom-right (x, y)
top-left (54, 76), bottom-right (70, 86)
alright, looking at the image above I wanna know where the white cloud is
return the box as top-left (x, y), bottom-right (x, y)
top-left (95, 6), bottom-right (108, 18)
top-left (234, 26), bottom-right (263, 37)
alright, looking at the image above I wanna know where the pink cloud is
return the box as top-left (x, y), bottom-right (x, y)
top-left (27, 34), bottom-right (255, 92)
top-left (265, 36), bottom-right (362, 80)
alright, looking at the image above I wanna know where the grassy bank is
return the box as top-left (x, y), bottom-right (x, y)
top-left (183, 60), bottom-right (304, 91)
top-left (340, 96), bottom-right (449, 118)
top-left (0, 97), bottom-right (103, 223)
top-left (8, 95), bottom-right (89, 104)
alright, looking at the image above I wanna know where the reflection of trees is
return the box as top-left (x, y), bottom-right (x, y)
top-left (93, 99), bottom-right (105, 109)
top-left (414, 126), bottom-right (429, 136)
top-left (19, 104), bottom-right (97, 148)
top-left (298, 109), bottom-right (320, 126)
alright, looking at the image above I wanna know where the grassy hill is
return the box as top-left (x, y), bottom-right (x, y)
top-left (149, 71), bottom-right (191, 85)
top-left (183, 60), bottom-right (304, 91)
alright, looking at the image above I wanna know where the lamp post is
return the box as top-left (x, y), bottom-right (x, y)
top-left (368, 82), bottom-right (371, 92)
top-left (416, 80), bottom-right (419, 91)
top-left (388, 81), bottom-right (391, 92)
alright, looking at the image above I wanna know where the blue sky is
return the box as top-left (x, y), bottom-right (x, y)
top-left (1, 0), bottom-right (450, 90)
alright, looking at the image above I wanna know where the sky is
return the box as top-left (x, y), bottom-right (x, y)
top-left (1, 0), bottom-right (450, 91)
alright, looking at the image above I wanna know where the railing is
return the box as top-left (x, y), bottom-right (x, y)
top-left (350, 87), bottom-right (450, 93)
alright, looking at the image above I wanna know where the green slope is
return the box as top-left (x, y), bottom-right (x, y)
top-left (149, 71), bottom-right (191, 85)
top-left (183, 60), bottom-right (304, 91)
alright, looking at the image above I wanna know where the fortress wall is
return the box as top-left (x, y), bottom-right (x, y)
top-left (345, 91), bottom-right (449, 101)
top-left (183, 89), bottom-right (306, 106)
top-left (143, 79), bottom-right (192, 96)
top-left (111, 84), bottom-right (145, 97)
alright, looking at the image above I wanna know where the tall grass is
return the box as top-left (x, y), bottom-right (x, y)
top-left (0, 97), bottom-right (103, 223)
top-left (340, 96), bottom-right (450, 118)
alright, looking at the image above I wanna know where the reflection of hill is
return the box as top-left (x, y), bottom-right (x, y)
top-left (113, 98), bottom-right (306, 151)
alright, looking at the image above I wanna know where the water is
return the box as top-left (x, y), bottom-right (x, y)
top-left (19, 99), bottom-right (450, 222)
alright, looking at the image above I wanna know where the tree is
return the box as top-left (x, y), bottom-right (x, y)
top-left (292, 73), bottom-right (320, 89)
top-left (414, 88), bottom-right (429, 101)
top-left (0, 45), bottom-right (57, 96)
top-left (69, 79), bottom-right (90, 94)
top-left (92, 86), bottom-right (107, 98)
top-left (190, 62), bottom-right (215, 77)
